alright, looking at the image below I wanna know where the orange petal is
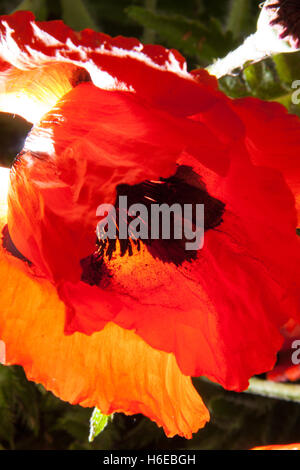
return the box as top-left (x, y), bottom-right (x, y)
top-left (252, 443), bottom-right (300, 450)
top-left (0, 168), bottom-right (208, 438)
top-left (0, 63), bottom-right (75, 124)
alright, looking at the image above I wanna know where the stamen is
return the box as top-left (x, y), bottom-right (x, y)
top-left (96, 165), bottom-right (225, 264)
top-left (267, 0), bottom-right (300, 46)
top-left (80, 252), bottom-right (112, 286)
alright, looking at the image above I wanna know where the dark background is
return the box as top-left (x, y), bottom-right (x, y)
top-left (0, 0), bottom-right (299, 450)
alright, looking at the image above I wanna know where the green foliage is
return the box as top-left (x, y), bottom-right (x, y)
top-left (0, 365), bottom-right (93, 449)
top-left (226, 0), bottom-right (252, 39)
top-left (12, 0), bottom-right (48, 20)
top-left (12, 0), bottom-right (98, 29)
top-left (127, 6), bottom-right (237, 65)
top-left (219, 51), bottom-right (300, 116)
top-left (0, 364), bottom-right (299, 450)
top-left (60, 0), bottom-right (98, 31)
top-left (189, 379), bottom-right (300, 450)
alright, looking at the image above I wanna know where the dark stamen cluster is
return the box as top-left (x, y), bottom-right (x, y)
top-left (267, 0), bottom-right (300, 47)
top-left (96, 165), bottom-right (225, 265)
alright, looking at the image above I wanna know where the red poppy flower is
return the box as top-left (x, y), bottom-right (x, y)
top-left (0, 167), bottom-right (209, 439)
top-left (0, 11), bottom-right (299, 437)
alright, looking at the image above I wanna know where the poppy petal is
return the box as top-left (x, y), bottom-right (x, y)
top-left (0, 167), bottom-right (209, 438)
top-left (99, 147), bottom-right (299, 391)
top-left (0, 11), bottom-right (221, 123)
top-left (230, 97), bottom-right (300, 223)
top-left (266, 319), bottom-right (300, 382)
top-left (0, 62), bottom-right (75, 124)
top-left (7, 97), bottom-right (300, 392)
top-left (59, 142), bottom-right (299, 391)
top-left (101, 216), bottom-right (286, 391)
top-left (7, 81), bottom-right (228, 284)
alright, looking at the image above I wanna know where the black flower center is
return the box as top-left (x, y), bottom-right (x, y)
top-left (95, 165), bottom-right (225, 266)
top-left (2, 165), bottom-right (225, 287)
top-left (267, 0), bottom-right (300, 45)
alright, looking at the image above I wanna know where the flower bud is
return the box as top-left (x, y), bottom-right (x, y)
top-left (257, 0), bottom-right (300, 53)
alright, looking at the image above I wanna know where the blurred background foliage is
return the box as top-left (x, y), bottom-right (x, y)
top-left (0, 0), bottom-right (299, 450)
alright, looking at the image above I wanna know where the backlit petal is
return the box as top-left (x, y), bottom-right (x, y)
top-left (0, 11), bottom-right (221, 123)
top-left (0, 166), bottom-right (209, 438)
top-left (231, 97), bottom-right (300, 223)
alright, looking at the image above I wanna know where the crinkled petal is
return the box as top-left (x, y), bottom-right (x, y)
top-left (8, 81), bottom-right (228, 284)
top-left (0, 62), bottom-right (75, 124)
top-left (0, 11), bottom-right (222, 123)
top-left (0, 167), bottom-right (209, 438)
top-left (62, 146), bottom-right (300, 392)
top-left (7, 104), bottom-right (300, 392)
top-left (67, 143), bottom-right (299, 391)
top-left (102, 216), bottom-right (287, 391)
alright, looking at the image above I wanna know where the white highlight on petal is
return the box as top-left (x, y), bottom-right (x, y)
top-left (167, 51), bottom-right (187, 74)
top-left (64, 37), bottom-right (88, 60)
top-left (24, 127), bottom-right (56, 156)
top-left (0, 21), bottom-right (27, 69)
top-left (105, 44), bottom-right (189, 78)
top-left (0, 16), bottom-right (194, 122)
top-left (31, 22), bottom-right (63, 47)
top-left (0, 90), bottom-right (57, 124)
top-left (86, 64), bottom-right (120, 90)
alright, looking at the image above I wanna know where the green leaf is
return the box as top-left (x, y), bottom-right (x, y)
top-left (61, 0), bottom-right (98, 31)
top-left (12, 0), bottom-right (48, 20)
top-left (126, 6), bottom-right (237, 64)
top-left (226, 0), bottom-right (251, 39)
top-left (273, 51), bottom-right (300, 87)
top-left (219, 56), bottom-right (289, 101)
top-left (89, 408), bottom-right (112, 442)
top-left (142, 0), bottom-right (158, 44)
top-left (242, 59), bottom-right (286, 100)
top-left (218, 50), bottom-right (300, 118)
